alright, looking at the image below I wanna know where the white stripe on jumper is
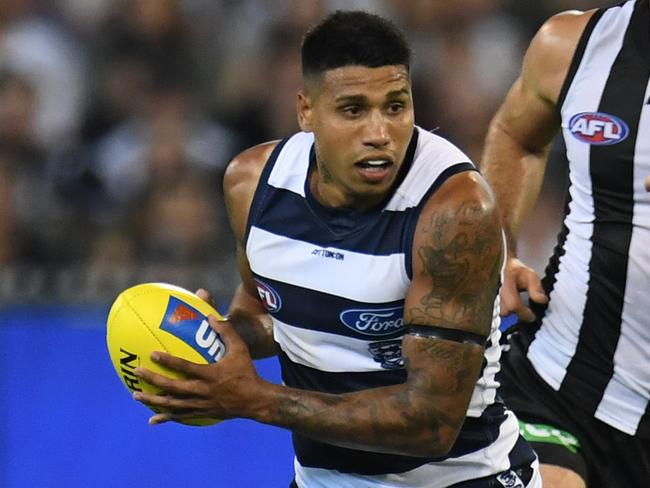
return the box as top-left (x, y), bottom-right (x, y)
top-left (247, 226), bottom-right (410, 303)
top-left (273, 315), bottom-right (395, 373)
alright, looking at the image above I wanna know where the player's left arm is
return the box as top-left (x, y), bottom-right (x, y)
top-left (134, 171), bottom-right (502, 456)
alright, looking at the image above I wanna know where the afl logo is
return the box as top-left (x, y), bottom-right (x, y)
top-left (340, 307), bottom-right (404, 336)
top-left (255, 279), bottom-right (282, 313)
top-left (569, 112), bottom-right (629, 145)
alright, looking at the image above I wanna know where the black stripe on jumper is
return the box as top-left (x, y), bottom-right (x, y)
top-left (560, 0), bottom-right (650, 415)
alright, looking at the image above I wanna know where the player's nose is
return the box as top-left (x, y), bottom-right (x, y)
top-left (363, 110), bottom-right (390, 148)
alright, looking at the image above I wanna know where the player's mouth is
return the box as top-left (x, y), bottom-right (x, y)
top-left (355, 159), bottom-right (394, 182)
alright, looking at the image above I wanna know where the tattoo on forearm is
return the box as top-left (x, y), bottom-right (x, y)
top-left (409, 338), bottom-right (478, 395)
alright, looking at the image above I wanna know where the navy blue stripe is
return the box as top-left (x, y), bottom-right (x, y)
top-left (257, 276), bottom-right (405, 339)
top-left (405, 162), bottom-right (477, 279)
top-left (507, 433), bottom-right (538, 473)
top-left (292, 396), bottom-right (509, 475)
top-left (252, 190), bottom-right (417, 253)
top-left (279, 349), bottom-right (406, 393)
top-left (560, 0), bottom-right (649, 414)
top-left (244, 138), bottom-right (289, 246)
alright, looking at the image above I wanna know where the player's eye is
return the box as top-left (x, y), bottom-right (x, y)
top-left (387, 102), bottom-right (405, 114)
top-left (341, 105), bottom-right (363, 117)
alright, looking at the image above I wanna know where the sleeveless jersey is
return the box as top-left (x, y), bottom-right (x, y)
top-left (245, 127), bottom-right (535, 486)
top-left (526, 0), bottom-right (650, 438)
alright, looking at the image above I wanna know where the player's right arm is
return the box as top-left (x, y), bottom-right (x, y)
top-left (220, 142), bottom-right (280, 359)
top-left (480, 10), bottom-right (595, 321)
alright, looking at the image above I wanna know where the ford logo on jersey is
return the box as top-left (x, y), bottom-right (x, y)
top-left (160, 296), bottom-right (225, 363)
top-left (254, 279), bottom-right (282, 313)
top-left (569, 111), bottom-right (629, 145)
top-left (340, 307), bottom-right (405, 336)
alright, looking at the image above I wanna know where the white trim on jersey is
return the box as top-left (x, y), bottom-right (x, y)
top-left (265, 127), bottom-right (472, 209)
top-left (267, 131), bottom-right (314, 196)
top-left (385, 129), bottom-right (472, 211)
top-left (247, 226), bottom-right (410, 303)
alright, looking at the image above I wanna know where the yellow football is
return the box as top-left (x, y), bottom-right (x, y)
top-left (106, 282), bottom-right (225, 426)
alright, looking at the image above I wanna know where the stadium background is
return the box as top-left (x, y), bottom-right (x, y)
top-left (0, 1), bottom-right (617, 486)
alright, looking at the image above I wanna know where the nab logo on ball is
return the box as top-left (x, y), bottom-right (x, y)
top-left (255, 279), bottom-right (282, 313)
top-left (569, 111), bottom-right (629, 145)
top-left (160, 297), bottom-right (225, 363)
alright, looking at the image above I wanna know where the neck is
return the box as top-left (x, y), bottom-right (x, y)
top-left (309, 163), bottom-right (385, 212)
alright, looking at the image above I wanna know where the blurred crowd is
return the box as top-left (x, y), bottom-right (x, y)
top-left (0, 0), bottom-right (616, 303)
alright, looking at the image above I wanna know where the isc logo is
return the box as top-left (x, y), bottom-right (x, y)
top-left (569, 112), bottom-right (629, 145)
top-left (254, 279), bottom-right (282, 313)
top-left (160, 297), bottom-right (225, 363)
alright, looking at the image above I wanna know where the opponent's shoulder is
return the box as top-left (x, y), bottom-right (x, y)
top-left (223, 140), bottom-right (280, 241)
top-left (524, 9), bottom-right (598, 103)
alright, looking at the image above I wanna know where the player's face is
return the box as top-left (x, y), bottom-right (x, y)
top-left (298, 65), bottom-right (414, 211)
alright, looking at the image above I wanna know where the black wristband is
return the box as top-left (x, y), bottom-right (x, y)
top-left (406, 324), bottom-right (487, 346)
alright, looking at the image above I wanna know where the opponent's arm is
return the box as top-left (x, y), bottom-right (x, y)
top-left (136, 172), bottom-right (502, 457)
top-left (480, 11), bottom-right (594, 319)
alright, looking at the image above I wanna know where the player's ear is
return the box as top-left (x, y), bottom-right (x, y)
top-left (297, 90), bottom-right (313, 132)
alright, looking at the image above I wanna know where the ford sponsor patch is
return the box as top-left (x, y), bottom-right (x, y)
top-left (340, 306), bottom-right (405, 336)
top-left (569, 111), bottom-right (629, 145)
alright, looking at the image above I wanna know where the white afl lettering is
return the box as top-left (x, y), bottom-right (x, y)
top-left (258, 287), bottom-right (277, 309)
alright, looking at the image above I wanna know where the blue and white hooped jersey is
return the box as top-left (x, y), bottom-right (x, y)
top-left (245, 127), bottom-right (536, 486)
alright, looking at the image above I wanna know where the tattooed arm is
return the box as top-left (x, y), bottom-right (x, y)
top-left (134, 170), bottom-right (503, 457)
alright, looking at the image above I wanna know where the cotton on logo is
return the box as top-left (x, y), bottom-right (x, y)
top-left (569, 112), bottom-right (629, 145)
top-left (254, 279), bottom-right (282, 313)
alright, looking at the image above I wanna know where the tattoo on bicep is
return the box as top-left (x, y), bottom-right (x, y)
top-left (409, 200), bottom-right (502, 330)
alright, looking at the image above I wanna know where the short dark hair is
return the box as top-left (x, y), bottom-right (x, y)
top-left (301, 10), bottom-right (411, 77)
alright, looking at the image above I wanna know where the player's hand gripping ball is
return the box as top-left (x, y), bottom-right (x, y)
top-left (106, 283), bottom-right (226, 425)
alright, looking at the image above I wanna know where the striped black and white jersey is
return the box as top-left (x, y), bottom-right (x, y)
top-left (245, 127), bottom-right (537, 487)
top-left (526, 0), bottom-right (650, 438)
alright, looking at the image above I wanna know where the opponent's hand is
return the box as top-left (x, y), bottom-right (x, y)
top-left (133, 315), bottom-right (266, 425)
top-left (500, 256), bottom-right (548, 322)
